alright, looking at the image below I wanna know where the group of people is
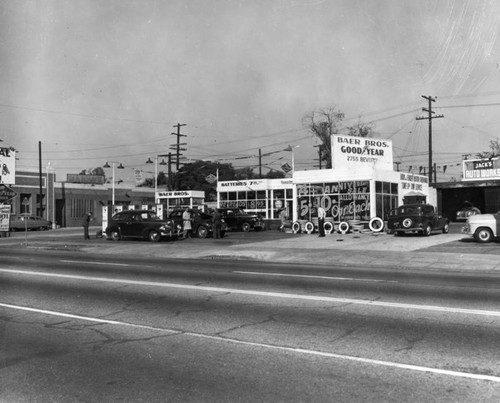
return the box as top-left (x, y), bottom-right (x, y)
top-left (279, 203), bottom-right (327, 237)
top-left (181, 207), bottom-right (224, 239)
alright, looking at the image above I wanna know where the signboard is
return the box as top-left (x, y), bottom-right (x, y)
top-left (0, 204), bottom-right (11, 231)
top-left (0, 147), bottom-right (16, 185)
top-left (0, 184), bottom-right (17, 203)
top-left (462, 158), bottom-right (500, 181)
top-left (331, 135), bottom-right (393, 170)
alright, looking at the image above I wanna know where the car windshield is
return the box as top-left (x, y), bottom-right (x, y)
top-left (397, 206), bottom-right (421, 215)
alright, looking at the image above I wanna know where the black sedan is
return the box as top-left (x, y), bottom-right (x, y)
top-left (168, 209), bottom-right (226, 238)
top-left (105, 210), bottom-right (181, 242)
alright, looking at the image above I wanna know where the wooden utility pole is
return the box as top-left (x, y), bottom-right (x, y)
top-left (416, 96), bottom-right (443, 184)
top-left (170, 123), bottom-right (187, 171)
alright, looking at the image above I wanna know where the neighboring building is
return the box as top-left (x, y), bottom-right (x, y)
top-left (8, 169), bottom-right (155, 228)
top-left (435, 157), bottom-right (500, 221)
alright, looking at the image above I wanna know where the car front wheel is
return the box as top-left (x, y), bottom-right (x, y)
top-left (422, 224), bottom-right (431, 237)
top-left (442, 223), bottom-right (449, 234)
top-left (148, 230), bottom-right (161, 242)
top-left (242, 222), bottom-right (251, 232)
top-left (474, 228), bottom-right (493, 243)
top-left (197, 226), bottom-right (208, 238)
top-left (110, 230), bottom-right (121, 241)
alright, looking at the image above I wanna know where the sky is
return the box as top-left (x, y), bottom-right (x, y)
top-left (2, 0), bottom-right (500, 185)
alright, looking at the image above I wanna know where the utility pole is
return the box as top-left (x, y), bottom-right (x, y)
top-left (170, 123), bottom-right (187, 171)
top-left (259, 149), bottom-right (262, 178)
top-left (416, 95), bottom-right (443, 184)
top-left (38, 141), bottom-right (43, 217)
top-left (313, 145), bottom-right (322, 169)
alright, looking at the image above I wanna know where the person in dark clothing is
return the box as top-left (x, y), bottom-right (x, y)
top-left (82, 212), bottom-right (92, 240)
top-left (212, 209), bottom-right (223, 239)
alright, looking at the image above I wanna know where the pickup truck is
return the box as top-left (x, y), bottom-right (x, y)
top-left (461, 212), bottom-right (500, 243)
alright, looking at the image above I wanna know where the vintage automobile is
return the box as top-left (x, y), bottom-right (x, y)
top-left (168, 209), bottom-right (227, 238)
top-left (455, 202), bottom-right (481, 221)
top-left (9, 214), bottom-right (52, 231)
top-left (105, 209), bottom-right (181, 242)
top-left (461, 211), bottom-right (500, 243)
top-left (216, 208), bottom-right (264, 232)
top-left (386, 204), bottom-right (449, 236)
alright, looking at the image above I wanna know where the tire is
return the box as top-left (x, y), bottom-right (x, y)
top-left (402, 218), bottom-right (413, 229)
top-left (338, 221), bottom-right (349, 234)
top-left (110, 230), bottom-right (121, 241)
top-left (422, 224), bottom-right (431, 237)
top-left (368, 217), bottom-right (384, 233)
top-left (197, 225), bottom-right (208, 239)
top-left (323, 221), bottom-right (334, 234)
top-left (304, 221), bottom-right (315, 234)
top-left (291, 221), bottom-right (301, 234)
top-left (148, 230), bottom-right (161, 242)
top-left (442, 223), bottom-right (449, 234)
top-left (474, 228), bottom-right (493, 243)
top-left (242, 222), bottom-right (251, 232)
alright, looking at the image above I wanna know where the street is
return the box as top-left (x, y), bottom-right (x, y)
top-left (0, 245), bottom-right (499, 402)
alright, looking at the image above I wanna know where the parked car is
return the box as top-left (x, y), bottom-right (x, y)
top-left (9, 214), bottom-right (52, 231)
top-left (105, 209), bottom-right (181, 242)
top-left (461, 211), bottom-right (500, 243)
top-left (456, 202), bottom-right (481, 221)
top-left (168, 209), bottom-right (227, 238)
top-left (216, 208), bottom-right (264, 232)
top-left (386, 204), bottom-right (449, 236)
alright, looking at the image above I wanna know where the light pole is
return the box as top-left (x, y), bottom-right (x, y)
top-left (146, 156), bottom-right (167, 203)
top-left (103, 161), bottom-right (124, 206)
top-left (284, 144), bottom-right (300, 174)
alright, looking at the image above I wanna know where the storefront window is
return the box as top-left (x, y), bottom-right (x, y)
top-left (297, 181), bottom-right (370, 223)
top-left (375, 181), bottom-right (398, 220)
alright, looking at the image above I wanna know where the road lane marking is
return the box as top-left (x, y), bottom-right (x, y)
top-left (1, 268), bottom-right (500, 317)
top-left (60, 259), bottom-right (142, 267)
top-left (234, 270), bottom-right (398, 283)
top-left (1, 301), bottom-right (499, 383)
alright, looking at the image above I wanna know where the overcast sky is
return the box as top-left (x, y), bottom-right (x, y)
top-left (2, 0), bottom-right (500, 183)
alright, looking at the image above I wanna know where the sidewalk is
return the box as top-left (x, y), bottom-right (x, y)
top-left (3, 227), bottom-right (500, 273)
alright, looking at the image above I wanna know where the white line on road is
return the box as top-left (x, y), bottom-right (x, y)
top-left (60, 259), bottom-right (143, 267)
top-left (1, 268), bottom-right (500, 317)
top-left (1, 301), bottom-right (499, 383)
top-left (234, 270), bottom-right (398, 283)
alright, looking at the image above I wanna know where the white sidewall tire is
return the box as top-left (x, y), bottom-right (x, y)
top-left (292, 221), bottom-right (301, 234)
top-left (304, 221), bottom-right (315, 234)
top-left (338, 221), bottom-right (349, 234)
top-left (323, 221), bottom-right (334, 235)
top-left (369, 217), bottom-right (384, 232)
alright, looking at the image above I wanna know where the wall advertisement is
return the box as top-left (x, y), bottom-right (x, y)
top-left (462, 158), bottom-right (500, 181)
top-left (331, 134), bottom-right (393, 170)
top-left (0, 148), bottom-right (16, 185)
top-left (297, 181), bottom-right (370, 222)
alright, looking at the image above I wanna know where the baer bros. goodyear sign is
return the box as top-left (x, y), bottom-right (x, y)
top-left (462, 158), bottom-right (500, 181)
top-left (331, 134), bottom-right (393, 170)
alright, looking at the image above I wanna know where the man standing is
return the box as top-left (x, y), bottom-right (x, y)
top-left (82, 212), bottom-right (92, 240)
top-left (317, 203), bottom-right (326, 237)
top-left (212, 209), bottom-right (223, 239)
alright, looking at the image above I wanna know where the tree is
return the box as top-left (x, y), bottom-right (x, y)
top-left (476, 138), bottom-right (500, 159)
top-left (173, 160), bottom-right (236, 201)
top-left (302, 107), bottom-right (345, 169)
top-left (79, 167), bottom-right (106, 177)
top-left (346, 118), bottom-right (376, 138)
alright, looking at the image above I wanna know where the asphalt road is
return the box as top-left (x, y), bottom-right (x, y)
top-left (1, 249), bottom-right (499, 402)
